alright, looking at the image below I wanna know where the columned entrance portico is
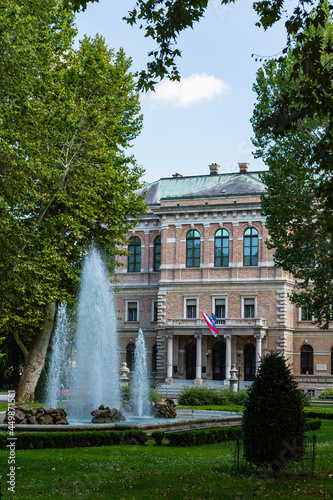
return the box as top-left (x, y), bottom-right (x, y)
top-left (224, 334), bottom-right (232, 385)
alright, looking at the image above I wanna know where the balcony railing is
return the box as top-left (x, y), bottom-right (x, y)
top-left (167, 317), bottom-right (267, 328)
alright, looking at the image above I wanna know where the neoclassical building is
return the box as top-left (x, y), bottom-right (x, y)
top-left (115, 163), bottom-right (333, 395)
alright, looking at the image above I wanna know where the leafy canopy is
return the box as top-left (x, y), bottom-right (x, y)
top-left (251, 12), bottom-right (333, 328)
top-left (0, 0), bottom-right (146, 344)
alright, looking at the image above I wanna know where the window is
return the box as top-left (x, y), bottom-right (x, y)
top-left (244, 298), bottom-right (255, 318)
top-left (214, 298), bottom-right (226, 319)
top-left (186, 298), bottom-right (197, 319)
top-left (126, 301), bottom-right (138, 322)
top-left (128, 237), bottom-right (141, 272)
top-left (154, 235), bottom-right (161, 272)
top-left (300, 306), bottom-right (313, 321)
top-left (244, 227), bottom-right (258, 266)
top-left (214, 229), bottom-right (229, 267)
top-left (186, 230), bottom-right (200, 267)
top-left (126, 343), bottom-right (135, 371)
top-left (300, 345), bottom-right (313, 375)
top-left (152, 300), bottom-right (158, 322)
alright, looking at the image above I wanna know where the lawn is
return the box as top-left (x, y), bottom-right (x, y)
top-left (0, 421), bottom-right (332, 499)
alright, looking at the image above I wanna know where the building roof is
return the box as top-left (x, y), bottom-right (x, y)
top-left (141, 170), bottom-right (266, 205)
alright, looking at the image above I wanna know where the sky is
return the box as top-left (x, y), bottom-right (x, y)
top-left (75, 0), bottom-right (288, 183)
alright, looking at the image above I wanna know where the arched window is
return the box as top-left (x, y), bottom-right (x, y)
top-left (214, 229), bottom-right (229, 267)
top-left (152, 344), bottom-right (157, 372)
top-left (244, 227), bottom-right (258, 266)
top-left (300, 345), bottom-right (313, 375)
top-left (128, 237), bottom-right (141, 272)
top-left (154, 235), bottom-right (161, 272)
top-left (186, 230), bottom-right (200, 267)
top-left (126, 343), bottom-right (136, 372)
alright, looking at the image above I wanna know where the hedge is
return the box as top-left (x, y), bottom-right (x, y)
top-left (304, 418), bottom-right (322, 432)
top-left (167, 426), bottom-right (242, 447)
top-left (305, 410), bottom-right (333, 420)
top-left (0, 430), bottom-right (148, 450)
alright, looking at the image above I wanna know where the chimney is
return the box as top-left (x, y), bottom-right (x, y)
top-left (238, 162), bottom-right (249, 174)
top-left (172, 173), bottom-right (182, 178)
top-left (209, 163), bottom-right (220, 176)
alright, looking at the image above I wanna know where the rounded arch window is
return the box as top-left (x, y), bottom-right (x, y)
top-left (300, 344), bottom-right (313, 375)
top-left (128, 236), bottom-right (141, 272)
top-left (186, 230), bottom-right (200, 268)
top-left (215, 229), bottom-right (229, 267)
top-left (154, 235), bottom-right (161, 272)
top-left (244, 227), bottom-right (258, 266)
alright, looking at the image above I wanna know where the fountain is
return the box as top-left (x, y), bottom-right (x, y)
top-left (46, 303), bottom-right (70, 409)
top-left (67, 247), bottom-right (120, 422)
top-left (132, 329), bottom-right (151, 417)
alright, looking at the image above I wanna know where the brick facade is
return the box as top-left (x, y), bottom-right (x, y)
top-left (114, 165), bottom-right (333, 395)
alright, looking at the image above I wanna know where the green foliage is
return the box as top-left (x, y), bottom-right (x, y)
top-left (318, 388), bottom-right (333, 400)
top-left (152, 431), bottom-right (165, 446)
top-left (168, 426), bottom-right (241, 447)
top-left (0, 430), bottom-right (148, 450)
top-left (252, 16), bottom-right (333, 328)
top-left (305, 409), bottom-right (333, 420)
top-left (34, 368), bottom-right (48, 403)
top-left (305, 418), bottom-right (322, 432)
top-left (242, 351), bottom-right (305, 475)
top-left (178, 386), bottom-right (248, 407)
top-left (0, 0), bottom-right (146, 398)
top-left (149, 388), bottom-right (163, 404)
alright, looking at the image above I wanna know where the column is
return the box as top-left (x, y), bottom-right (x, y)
top-left (194, 333), bottom-right (203, 385)
top-left (165, 334), bottom-right (174, 384)
top-left (224, 334), bottom-right (232, 385)
top-left (254, 333), bottom-right (263, 373)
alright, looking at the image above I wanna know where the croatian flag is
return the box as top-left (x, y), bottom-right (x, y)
top-left (201, 312), bottom-right (219, 337)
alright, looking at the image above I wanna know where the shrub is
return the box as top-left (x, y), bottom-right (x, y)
top-left (34, 368), bottom-right (48, 403)
top-left (242, 351), bottom-right (305, 476)
top-left (152, 431), bottom-right (165, 445)
top-left (305, 409), bottom-right (333, 420)
top-left (168, 426), bottom-right (241, 447)
top-left (0, 430), bottom-right (148, 450)
top-left (304, 418), bottom-right (322, 432)
top-left (150, 388), bottom-right (163, 404)
top-left (120, 385), bottom-right (163, 405)
top-left (178, 386), bottom-right (248, 406)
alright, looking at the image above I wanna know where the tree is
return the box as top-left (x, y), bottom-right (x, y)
top-left (251, 16), bottom-right (333, 328)
top-left (0, 0), bottom-right (146, 401)
top-left (242, 351), bottom-right (305, 476)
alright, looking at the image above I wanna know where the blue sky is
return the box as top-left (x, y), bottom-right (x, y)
top-left (75, 1), bottom-right (287, 183)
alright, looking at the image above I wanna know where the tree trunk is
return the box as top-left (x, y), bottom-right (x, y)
top-left (16, 301), bottom-right (56, 402)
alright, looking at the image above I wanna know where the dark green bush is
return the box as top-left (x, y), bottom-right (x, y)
top-left (168, 426), bottom-right (241, 447)
top-left (178, 386), bottom-right (248, 406)
top-left (152, 430), bottom-right (165, 445)
top-left (120, 385), bottom-right (162, 404)
top-left (34, 368), bottom-right (48, 403)
top-left (305, 410), bottom-right (333, 420)
top-left (305, 418), bottom-right (322, 431)
top-left (243, 351), bottom-right (305, 476)
top-left (0, 430), bottom-right (148, 450)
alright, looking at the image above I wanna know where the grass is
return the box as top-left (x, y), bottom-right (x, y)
top-left (0, 422), bottom-right (332, 499)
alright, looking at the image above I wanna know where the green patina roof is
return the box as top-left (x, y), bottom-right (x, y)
top-left (141, 171), bottom-right (266, 205)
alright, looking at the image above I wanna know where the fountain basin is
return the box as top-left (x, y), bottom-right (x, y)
top-left (0, 410), bottom-right (242, 434)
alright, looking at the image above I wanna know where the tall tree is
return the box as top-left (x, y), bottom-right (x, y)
top-left (251, 17), bottom-right (333, 328)
top-left (0, 0), bottom-right (146, 401)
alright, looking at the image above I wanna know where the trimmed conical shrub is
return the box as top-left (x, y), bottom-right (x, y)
top-left (243, 351), bottom-right (305, 476)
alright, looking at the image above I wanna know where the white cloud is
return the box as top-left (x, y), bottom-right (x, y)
top-left (150, 73), bottom-right (230, 107)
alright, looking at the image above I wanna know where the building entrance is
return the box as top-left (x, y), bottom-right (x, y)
top-left (186, 343), bottom-right (196, 379)
top-left (244, 343), bottom-right (256, 381)
top-left (213, 341), bottom-right (226, 380)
